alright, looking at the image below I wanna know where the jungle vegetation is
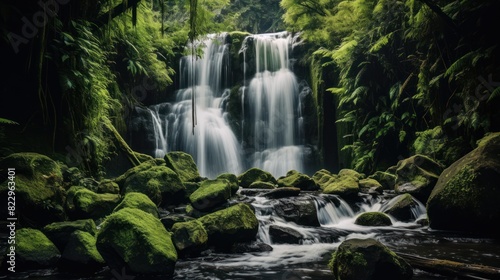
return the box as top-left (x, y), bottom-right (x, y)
top-left (1, 0), bottom-right (498, 176)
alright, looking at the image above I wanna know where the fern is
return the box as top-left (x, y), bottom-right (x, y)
top-left (0, 118), bottom-right (19, 125)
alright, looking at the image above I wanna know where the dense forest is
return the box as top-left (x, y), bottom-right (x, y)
top-left (1, 0), bottom-right (500, 279)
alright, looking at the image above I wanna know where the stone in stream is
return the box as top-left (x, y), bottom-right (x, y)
top-left (269, 225), bottom-right (303, 244)
top-left (261, 186), bottom-right (300, 198)
top-left (249, 181), bottom-right (277, 189)
top-left (238, 167), bottom-right (277, 188)
top-left (171, 220), bottom-right (208, 256)
top-left (277, 170), bottom-right (319, 191)
top-left (367, 171), bottom-right (396, 191)
top-left (316, 169), bottom-right (360, 198)
top-left (358, 178), bottom-right (383, 194)
top-left (59, 230), bottom-right (105, 273)
top-left (427, 132), bottom-right (500, 236)
top-left (161, 214), bottom-right (195, 231)
top-left (113, 192), bottom-right (159, 218)
top-left (274, 196), bottom-right (320, 226)
top-left (43, 219), bottom-right (97, 252)
top-left (189, 179), bottom-right (232, 211)
top-left (354, 212), bottom-right (392, 226)
top-left (164, 151), bottom-right (202, 182)
top-left (328, 238), bottom-right (412, 280)
top-left (12, 228), bottom-right (61, 271)
top-left (96, 207), bottom-right (177, 276)
top-left (382, 193), bottom-right (420, 222)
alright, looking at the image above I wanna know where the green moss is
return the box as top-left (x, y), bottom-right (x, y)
top-left (164, 151), bottom-right (201, 182)
top-left (322, 175), bottom-right (359, 196)
top-left (189, 179), bottom-right (231, 211)
top-left (97, 207), bottom-right (177, 275)
top-left (62, 230), bottom-right (105, 266)
top-left (16, 228), bottom-right (60, 267)
top-left (43, 219), bottom-right (97, 251)
top-left (97, 179), bottom-right (120, 194)
top-left (338, 169), bottom-right (364, 180)
top-left (238, 168), bottom-right (277, 188)
top-left (114, 159), bottom-right (161, 188)
top-left (114, 192), bottom-right (159, 218)
top-left (73, 188), bottom-right (121, 219)
top-left (358, 178), bottom-right (382, 190)
top-left (277, 170), bottom-right (318, 190)
top-left (171, 220), bottom-right (208, 252)
top-left (354, 212), bottom-right (392, 226)
top-left (368, 171), bottom-right (396, 190)
top-left (249, 181), bottom-right (276, 189)
top-left (217, 173), bottom-right (240, 194)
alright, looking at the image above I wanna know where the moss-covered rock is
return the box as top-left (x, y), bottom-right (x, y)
top-left (382, 194), bottom-right (420, 222)
top-left (329, 238), bottom-right (412, 280)
top-left (217, 173), bottom-right (240, 194)
top-left (171, 220), bottom-right (208, 256)
top-left (368, 171), bottom-right (396, 191)
top-left (312, 169), bottom-right (333, 185)
top-left (43, 219), bottom-right (97, 251)
top-left (359, 178), bottom-right (383, 193)
top-left (394, 154), bottom-right (444, 203)
top-left (184, 182), bottom-right (201, 197)
top-left (113, 192), bottom-right (159, 218)
top-left (123, 165), bottom-right (185, 206)
top-left (164, 151), bottom-right (201, 182)
top-left (354, 212), bottom-right (392, 226)
top-left (427, 132), bottom-right (500, 235)
top-left (238, 168), bottom-right (277, 188)
top-left (322, 175), bottom-right (359, 197)
top-left (14, 228), bottom-right (61, 270)
top-left (277, 170), bottom-right (318, 190)
top-left (189, 179), bottom-right (232, 211)
top-left (69, 187), bottom-right (121, 219)
top-left (113, 159), bottom-right (163, 189)
top-left (59, 230), bottom-right (105, 272)
top-left (0, 153), bottom-right (66, 227)
top-left (249, 181), bottom-right (276, 189)
top-left (161, 214), bottom-right (195, 231)
top-left (96, 208), bottom-right (177, 276)
top-left (97, 179), bottom-right (120, 194)
top-left (338, 169), bottom-right (364, 180)
top-left (198, 203), bottom-right (259, 249)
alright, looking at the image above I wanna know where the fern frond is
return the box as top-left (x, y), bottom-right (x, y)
top-left (0, 118), bottom-right (19, 125)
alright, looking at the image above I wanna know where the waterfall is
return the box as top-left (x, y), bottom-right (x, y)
top-left (313, 195), bottom-right (355, 226)
top-left (242, 32), bottom-right (305, 177)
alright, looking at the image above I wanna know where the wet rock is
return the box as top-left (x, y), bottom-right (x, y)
top-left (161, 214), bottom-right (195, 231)
top-left (217, 173), bottom-right (240, 194)
top-left (354, 212), bottom-right (392, 226)
top-left (238, 167), bottom-right (277, 188)
top-left (368, 171), bottom-right (396, 191)
top-left (13, 228), bottom-right (61, 271)
top-left (230, 242), bottom-right (273, 253)
top-left (427, 132), bottom-right (500, 235)
top-left (262, 187), bottom-right (300, 198)
top-left (274, 196), bottom-right (320, 226)
top-left (96, 208), bottom-right (177, 276)
top-left (113, 192), bottom-right (159, 218)
top-left (394, 154), bottom-right (444, 203)
top-left (59, 230), bottom-right (105, 272)
top-left (249, 181), bottom-right (277, 189)
top-left (123, 165), bottom-right (186, 207)
top-left (0, 153), bottom-right (66, 227)
top-left (113, 159), bottom-right (165, 189)
top-left (171, 220), bottom-right (208, 256)
top-left (198, 203), bottom-right (259, 249)
top-left (359, 178), bottom-right (383, 194)
top-left (329, 238), bottom-right (412, 280)
top-left (164, 151), bottom-right (202, 182)
top-left (269, 225), bottom-right (303, 244)
top-left (382, 194), bottom-right (420, 222)
top-left (97, 179), bottom-right (120, 194)
top-left (277, 170), bottom-right (318, 191)
top-left (189, 179), bottom-right (232, 211)
top-left (43, 219), bottom-right (97, 251)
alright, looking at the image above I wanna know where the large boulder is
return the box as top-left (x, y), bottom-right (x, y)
top-left (123, 165), bottom-right (185, 207)
top-left (161, 214), bottom-right (195, 231)
top-left (217, 173), bottom-right (240, 194)
top-left (198, 203), bottom-right (259, 249)
top-left (427, 132), bottom-right (500, 235)
top-left (189, 179), bottom-right (232, 211)
top-left (113, 159), bottom-right (164, 189)
top-left (394, 154), bottom-right (444, 203)
top-left (329, 238), bottom-right (412, 280)
top-left (367, 171), bottom-right (396, 191)
top-left (68, 187), bottom-right (121, 219)
top-left (382, 194), bottom-right (422, 222)
top-left (11, 228), bottom-right (61, 270)
top-left (164, 151), bottom-right (202, 182)
top-left (238, 168), bottom-right (277, 188)
top-left (269, 225), bottom-right (303, 244)
top-left (274, 197), bottom-right (319, 226)
top-left (354, 212), bottom-right (392, 226)
top-left (113, 192), bottom-right (159, 218)
top-left (59, 230), bottom-right (105, 272)
top-left (313, 169), bottom-right (360, 197)
top-left (359, 178), bottom-right (383, 194)
top-left (43, 219), bottom-right (97, 251)
top-left (0, 153), bottom-right (66, 227)
top-left (171, 220), bottom-right (208, 256)
top-left (277, 170), bottom-right (318, 191)
top-left (96, 208), bottom-right (177, 276)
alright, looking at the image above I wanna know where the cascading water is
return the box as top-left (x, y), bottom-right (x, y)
top-left (145, 34), bottom-right (243, 178)
top-left (242, 32), bottom-right (305, 177)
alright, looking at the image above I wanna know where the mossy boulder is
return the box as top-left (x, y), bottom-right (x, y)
top-left (368, 171), bottom-right (396, 191)
top-left (43, 219), bottom-right (97, 251)
top-left (171, 220), bottom-right (208, 256)
top-left (198, 203), bottom-right (259, 249)
top-left (427, 132), bottom-right (500, 235)
top-left (97, 179), bottom-right (120, 194)
top-left (249, 181), bottom-right (276, 189)
top-left (238, 168), bottom-right (277, 188)
top-left (0, 153), bottom-right (65, 227)
top-left (13, 228), bottom-right (61, 270)
top-left (123, 165), bottom-right (185, 207)
top-left (96, 208), bottom-right (177, 276)
top-left (312, 169), bottom-right (333, 185)
top-left (338, 169), bottom-right (364, 180)
top-left (329, 238), bottom-right (412, 280)
top-left (165, 151), bottom-right (201, 182)
top-left (394, 154), bottom-right (444, 203)
top-left (217, 173), bottom-right (240, 194)
top-left (359, 178), bottom-right (383, 193)
top-left (277, 170), bottom-right (318, 191)
top-left (161, 214), bottom-right (195, 231)
top-left (189, 179), bottom-right (232, 211)
top-left (113, 192), bottom-right (159, 218)
top-left (113, 159), bottom-right (164, 189)
top-left (69, 187), bottom-right (121, 219)
top-left (59, 230), bottom-right (105, 272)
top-left (382, 194), bottom-right (421, 222)
top-left (313, 169), bottom-right (360, 197)
top-left (355, 212), bottom-right (392, 226)
top-left (184, 182), bottom-right (201, 197)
